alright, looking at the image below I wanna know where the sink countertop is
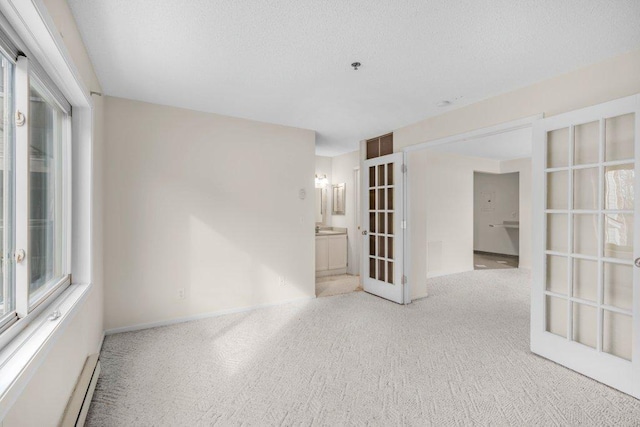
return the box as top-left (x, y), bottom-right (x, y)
top-left (315, 227), bottom-right (347, 236)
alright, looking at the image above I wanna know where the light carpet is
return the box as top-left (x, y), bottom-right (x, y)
top-left (87, 269), bottom-right (640, 426)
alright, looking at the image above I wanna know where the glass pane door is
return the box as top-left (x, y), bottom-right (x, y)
top-left (368, 162), bottom-right (395, 283)
top-left (532, 94), bottom-right (640, 399)
top-left (362, 152), bottom-right (404, 304)
top-left (544, 115), bottom-right (634, 359)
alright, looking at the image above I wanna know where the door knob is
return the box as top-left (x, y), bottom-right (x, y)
top-left (362, 230), bottom-right (368, 236)
top-left (635, 257), bottom-right (640, 268)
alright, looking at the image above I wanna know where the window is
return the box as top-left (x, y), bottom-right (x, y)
top-left (0, 37), bottom-right (71, 339)
top-left (28, 80), bottom-right (67, 307)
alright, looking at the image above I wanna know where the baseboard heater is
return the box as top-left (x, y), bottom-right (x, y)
top-left (60, 354), bottom-right (101, 427)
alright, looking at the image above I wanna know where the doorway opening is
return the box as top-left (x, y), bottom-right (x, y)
top-left (403, 115), bottom-right (539, 299)
top-left (314, 156), bottom-right (362, 298)
top-left (473, 171), bottom-right (520, 270)
top-left (421, 127), bottom-right (531, 279)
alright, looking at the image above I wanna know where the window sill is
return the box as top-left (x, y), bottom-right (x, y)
top-left (0, 282), bottom-right (92, 420)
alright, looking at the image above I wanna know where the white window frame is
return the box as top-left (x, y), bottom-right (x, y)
top-left (19, 62), bottom-right (73, 313)
top-left (0, 24), bottom-right (72, 348)
top-left (0, 0), bottom-right (96, 417)
top-left (0, 53), bottom-right (15, 334)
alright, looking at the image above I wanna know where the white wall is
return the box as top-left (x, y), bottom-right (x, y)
top-left (424, 151), bottom-right (500, 278)
top-left (501, 157), bottom-right (532, 269)
top-left (407, 149), bottom-right (429, 299)
top-left (473, 171), bottom-right (520, 256)
top-left (408, 150), bottom-right (499, 299)
top-left (3, 0), bottom-right (105, 425)
top-left (331, 151), bottom-right (360, 275)
top-left (407, 150), bottom-right (532, 299)
top-left (402, 50), bottom-right (640, 299)
top-left (395, 49), bottom-right (640, 151)
top-left (104, 97), bottom-right (316, 331)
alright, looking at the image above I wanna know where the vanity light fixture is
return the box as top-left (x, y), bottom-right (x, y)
top-left (315, 174), bottom-right (328, 188)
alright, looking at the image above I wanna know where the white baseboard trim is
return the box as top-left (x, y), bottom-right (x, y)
top-left (427, 269), bottom-right (474, 279)
top-left (105, 295), bottom-right (316, 335)
top-left (427, 267), bottom-right (530, 280)
top-left (411, 293), bottom-right (429, 301)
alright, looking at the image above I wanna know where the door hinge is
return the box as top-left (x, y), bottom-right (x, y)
top-left (401, 220), bottom-right (407, 229)
top-left (401, 164), bottom-right (407, 173)
top-left (402, 275), bottom-right (407, 285)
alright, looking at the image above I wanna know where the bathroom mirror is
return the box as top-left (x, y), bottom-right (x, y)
top-left (315, 187), bottom-right (327, 224)
top-left (332, 183), bottom-right (346, 215)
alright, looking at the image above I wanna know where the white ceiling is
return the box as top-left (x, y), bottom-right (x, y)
top-left (428, 127), bottom-right (532, 161)
top-left (67, 0), bottom-right (640, 156)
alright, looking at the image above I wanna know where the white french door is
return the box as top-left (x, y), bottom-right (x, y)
top-left (532, 94), bottom-right (640, 398)
top-left (362, 152), bottom-right (405, 304)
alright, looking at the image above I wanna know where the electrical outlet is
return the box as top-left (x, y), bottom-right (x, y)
top-left (177, 288), bottom-right (185, 299)
top-left (279, 276), bottom-right (286, 286)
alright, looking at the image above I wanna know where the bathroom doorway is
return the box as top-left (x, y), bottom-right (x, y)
top-left (314, 154), bottom-right (362, 298)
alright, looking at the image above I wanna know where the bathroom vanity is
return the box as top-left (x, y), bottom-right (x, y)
top-left (315, 228), bottom-right (347, 277)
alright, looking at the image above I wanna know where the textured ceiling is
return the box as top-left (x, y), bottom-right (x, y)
top-left (67, 0), bottom-right (640, 156)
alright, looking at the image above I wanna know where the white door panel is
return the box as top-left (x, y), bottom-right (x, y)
top-left (532, 94), bottom-right (640, 398)
top-left (362, 152), bottom-right (405, 304)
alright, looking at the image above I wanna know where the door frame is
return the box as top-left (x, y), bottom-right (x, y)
top-left (353, 166), bottom-right (361, 276)
top-left (402, 114), bottom-right (542, 297)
